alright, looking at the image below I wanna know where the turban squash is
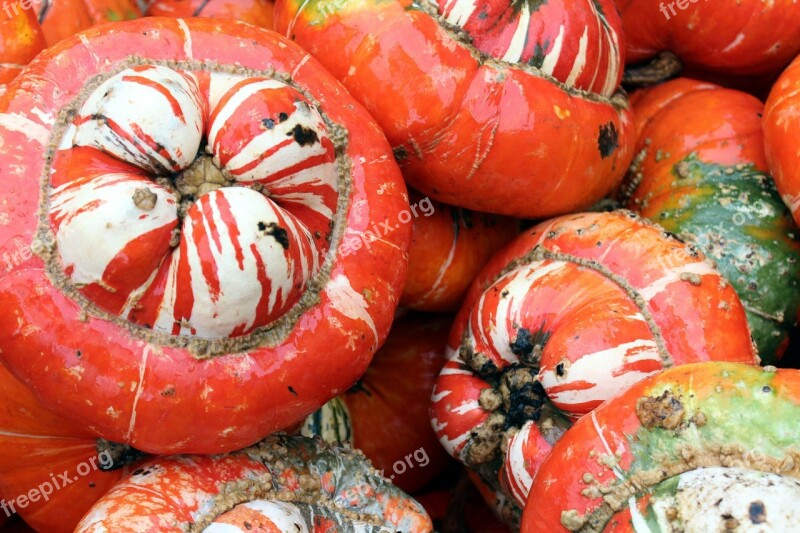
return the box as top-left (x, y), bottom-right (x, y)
top-left (76, 435), bottom-right (433, 532)
top-left (430, 211), bottom-right (757, 524)
top-left (0, 17), bottom-right (410, 454)
top-left (522, 362), bottom-right (800, 532)
top-left (274, 0), bottom-right (635, 218)
top-left (623, 78), bottom-right (800, 363)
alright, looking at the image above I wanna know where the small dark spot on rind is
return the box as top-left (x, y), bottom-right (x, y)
top-left (76, 350), bottom-right (82, 358)
top-left (394, 146), bottom-right (408, 161)
top-left (762, 385), bottom-right (772, 393)
top-left (288, 386), bottom-right (297, 396)
top-left (288, 123), bottom-right (318, 146)
top-left (749, 501), bottom-right (766, 524)
top-left (598, 122), bottom-right (619, 159)
top-left (278, 112), bottom-right (289, 122)
top-left (262, 117), bottom-right (275, 129)
top-left (556, 363), bottom-right (566, 377)
top-left (259, 222), bottom-right (290, 249)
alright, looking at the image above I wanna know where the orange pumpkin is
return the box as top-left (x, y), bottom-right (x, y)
top-left (402, 193), bottom-right (518, 312)
top-left (765, 54), bottom-right (800, 230)
top-left (35, 0), bottom-right (140, 46)
top-left (0, 364), bottom-right (143, 532)
top-left (617, 0), bottom-right (800, 79)
top-left (0, 7), bottom-right (44, 89)
top-left (145, 0), bottom-right (273, 28)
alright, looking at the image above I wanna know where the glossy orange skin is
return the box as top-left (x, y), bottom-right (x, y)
top-left (617, 0), bottom-right (800, 77)
top-left (344, 313), bottom-right (453, 493)
top-left (35, 0), bottom-right (140, 46)
top-left (0, 8), bottom-right (44, 87)
top-left (765, 55), bottom-right (800, 227)
top-left (146, 0), bottom-right (273, 28)
top-left (401, 194), bottom-right (518, 312)
top-left (0, 18), bottom-right (410, 455)
top-left (452, 211), bottom-right (757, 366)
top-left (520, 362), bottom-right (800, 531)
top-left (274, 0), bottom-right (635, 219)
top-left (0, 365), bottom-right (140, 532)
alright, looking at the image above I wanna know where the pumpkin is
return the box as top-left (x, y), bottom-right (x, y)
top-left (617, 0), bottom-right (800, 79)
top-left (34, 0), bottom-right (140, 46)
top-left (75, 434), bottom-right (433, 532)
top-left (145, 0), bottom-right (273, 28)
top-left (765, 54), bottom-right (800, 230)
top-left (401, 193), bottom-right (518, 312)
top-left (0, 17), bottom-right (411, 455)
top-left (430, 210), bottom-right (758, 524)
top-left (622, 78), bottom-right (800, 364)
top-left (303, 313), bottom-right (454, 494)
top-left (273, 0), bottom-right (635, 219)
top-left (0, 7), bottom-right (45, 90)
top-left (0, 363), bottom-right (144, 532)
top-left (522, 362), bottom-right (800, 531)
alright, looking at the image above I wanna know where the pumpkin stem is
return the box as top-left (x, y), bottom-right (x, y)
top-left (623, 51), bottom-right (683, 88)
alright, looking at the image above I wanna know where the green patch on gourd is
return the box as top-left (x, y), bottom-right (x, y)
top-left (628, 366), bottom-right (800, 478)
top-left (651, 153), bottom-right (800, 363)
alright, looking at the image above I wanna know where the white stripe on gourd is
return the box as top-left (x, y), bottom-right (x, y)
top-left (72, 65), bottom-right (204, 174)
top-left (50, 173), bottom-right (177, 295)
top-left (503, 420), bottom-right (535, 506)
top-left (49, 66), bottom-right (339, 339)
top-left (539, 339), bottom-right (661, 415)
top-left (148, 187), bottom-right (318, 338)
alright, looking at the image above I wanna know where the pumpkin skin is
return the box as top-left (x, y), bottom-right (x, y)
top-left (0, 364), bottom-right (144, 533)
top-left (521, 362), bottom-right (800, 532)
top-left (341, 314), bottom-right (454, 493)
top-left (273, 0), bottom-right (635, 218)
top-left (764, 55), bottom-right (800, 231)
top-left (430, 211), bottom-right (758, 523)
top-left (75, 434), bottom-right (433, 532)
top-left (303, 314), bottom-right (454, 494)
top-left (145, 0), bottom-right (273, 28)
top-left (616, 0), bottom-right (800, 78)
top-left (0, 18), bottom-right (411, 455)
top-left (35, 0), bottom-right (140, 46)
top-left (0, 7), bottom-right (45, 89)
top-left (402, 193), bottom-right (518, 312)
top-left (622, 78), bottom-right (800, 364)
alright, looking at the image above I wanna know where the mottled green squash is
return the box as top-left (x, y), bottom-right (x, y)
top-left (622, 78), bottom-right (800, 363)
